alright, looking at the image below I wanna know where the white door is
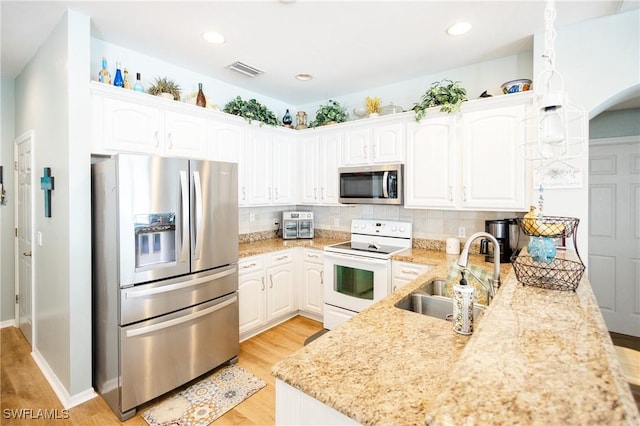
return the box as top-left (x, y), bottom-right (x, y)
top-left (589, 138), bottom-right (640, 337)
top-left (15, 131), bottom-right (34, 345)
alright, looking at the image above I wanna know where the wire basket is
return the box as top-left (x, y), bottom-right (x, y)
top-left (518, 216), bottom-right (580, 238)
top-left (512, 255), bottom-right (585, 291)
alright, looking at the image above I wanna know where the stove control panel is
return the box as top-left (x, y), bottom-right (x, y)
top-left (351, 219), bottom-right (412, 238)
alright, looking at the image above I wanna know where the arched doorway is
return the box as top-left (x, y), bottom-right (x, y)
top-left (588, 85), bottom-right (640, 337)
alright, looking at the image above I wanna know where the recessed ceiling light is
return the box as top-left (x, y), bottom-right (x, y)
top-left (202, 31), bottom-right (226, 44)
top-left (446, 22), bottom-right (472, 36)
top-left (296, 73), bottom-right (313, 81)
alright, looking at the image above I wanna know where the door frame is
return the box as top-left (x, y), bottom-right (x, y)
top-left (14, 130), bottom-right (35, 344)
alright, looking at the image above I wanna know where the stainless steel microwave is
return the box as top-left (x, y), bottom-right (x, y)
top-left (338, 164), bottom-right (403, 205)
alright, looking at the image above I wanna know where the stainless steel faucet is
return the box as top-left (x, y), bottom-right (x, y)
top-left (457, 232), bottom-right (501, 304)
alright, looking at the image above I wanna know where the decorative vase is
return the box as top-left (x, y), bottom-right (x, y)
top-left (159, 93), bottom-right (174, 100)
top-left (282, 109), bottom-right (293, 128)
top-left (324, 121), bottom-right (338, 126)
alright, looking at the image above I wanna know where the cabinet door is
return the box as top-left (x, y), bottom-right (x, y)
top-left (244, 129), bottom-right (273, 205)
top-left (103, 98), bottom-right (163, 154)
top-left (405, 116), bottom-right (458, 208)
top-left (272, 135), bottom-right (298, 204)
top-left (238, 268), bottom-right (266, 335)
top-left (211, 120), bottom-right (245, 163)
top-left (266, 263), bottom-right (296, 320)
top-left (371, 122), bottom-right (405, 164)
top-left (300, 135), bottom-right (320, 204)
top-left (341, 127), bottom-right (371, 166)
top-left (301, 261), bottom-right (324, 316)
top-left (319, 133), bottom-right (341, 204)
top-left (461, 105), bottom-right (527, 210)
top-left (391, 261), bottom-right (432, 292)
top-left (164, 111), bottom-right (209, 159)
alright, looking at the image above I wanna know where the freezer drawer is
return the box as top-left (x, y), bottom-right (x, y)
top-left (121, 264), bottom-right (237, 325)
top-left (120, 292), bottom-right (239, 414)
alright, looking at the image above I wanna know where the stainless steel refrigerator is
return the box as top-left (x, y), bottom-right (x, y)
top-left (91, 154), bottom-right (239, 420)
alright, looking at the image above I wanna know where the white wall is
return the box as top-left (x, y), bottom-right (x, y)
top-left (297, 51), bottom-right (533, 125)
top-left (14, 9), bottom-right (92, 402)
top-left (1, 78), bottom-right (16, 325)
top-left (91, 38), bottom-right (292, 122)
top-left (532, 8), bottom-right (640, 261)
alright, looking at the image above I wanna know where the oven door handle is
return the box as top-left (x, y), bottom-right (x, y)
top-left (324, 252), bottom-right (388, 265)
top-left (125, 295), bottom-right (237, 338)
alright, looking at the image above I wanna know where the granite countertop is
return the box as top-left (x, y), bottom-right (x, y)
top-left (271, 247), bottom-right (640, 425)
top-left (239, 237), bottom-right (344, 258)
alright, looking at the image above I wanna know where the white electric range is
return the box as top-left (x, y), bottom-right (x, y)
top-left (323, 219), bottom-right (412, 330)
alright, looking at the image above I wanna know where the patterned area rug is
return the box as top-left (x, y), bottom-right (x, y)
top-left (142, 365), bottom-right (266, 426)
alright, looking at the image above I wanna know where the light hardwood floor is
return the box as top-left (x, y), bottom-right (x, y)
top-left (1, 316), bottom-right (323, 425)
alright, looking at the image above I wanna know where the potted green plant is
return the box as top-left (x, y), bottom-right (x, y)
top-left (309, 100), bottom-right (349, 127)
top-left (413, 79), bottom-right (467, 121)
top-left (147, 77), bottom-right (182, 101)
top-left (223, 96), bottom-right (278, 126)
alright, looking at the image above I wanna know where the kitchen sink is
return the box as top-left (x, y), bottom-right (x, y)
top-left (394, 279), bottom-right (485, 321)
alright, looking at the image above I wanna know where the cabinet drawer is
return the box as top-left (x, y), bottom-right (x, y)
top-left (303, 249), bottom-right (324, 264)
top-left (392, 261), bottom-right (432, 281)
top-left (239, 256), bottom-right (264, 274)
top-left (269, 250), bottom-right (294, 267)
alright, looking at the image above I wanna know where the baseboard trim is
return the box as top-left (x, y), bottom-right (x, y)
top-left (31, 348), bottom-right (97, 409)
top-left (0, 319), bottom-right (17, 329)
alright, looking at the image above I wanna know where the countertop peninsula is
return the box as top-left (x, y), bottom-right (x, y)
top-left (269, 243), bottom-right (640, 425)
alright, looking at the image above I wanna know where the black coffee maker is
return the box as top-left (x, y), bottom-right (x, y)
top-left (481, 219), bottom-right (519, 263)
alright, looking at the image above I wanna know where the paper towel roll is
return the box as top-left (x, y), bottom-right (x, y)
top-left (446, 237), bottom-right (460, 255)
top-left (453, 283), bottom-right (474, 335)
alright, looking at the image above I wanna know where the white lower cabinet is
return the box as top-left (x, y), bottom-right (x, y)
top-left (391, 261), bottom-right (432, 292)
top-left (299, 249), bottom-right (324, 320)
top-left (238, 250), bottom-right (298, 340)
top-left (276, 380), bottom-right (359, 425)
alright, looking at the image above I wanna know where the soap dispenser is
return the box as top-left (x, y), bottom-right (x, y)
top-left (453, 270), bottom-right (474, 335)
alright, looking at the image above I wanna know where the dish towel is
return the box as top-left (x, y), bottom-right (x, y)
top-left (444, 260), bottom-right (493, 305)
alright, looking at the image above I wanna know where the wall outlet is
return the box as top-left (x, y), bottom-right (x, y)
top-left (457, 226), bottom-right (466, 238)
top-left (333, 218), bottom-right (340, 227)
top-left (249, 212), bottom-right (255, 223)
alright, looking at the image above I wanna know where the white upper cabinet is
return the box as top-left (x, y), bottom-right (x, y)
top-left (164, 110), bottom-right (209, 158)
top-left (211, 119), bottom-right (246, 163)
top-left (300, 131), bottom-right (341, 205)
top-left (341, 120), bottom-right (405, 166)
top-left (101, 97), bottom-right (164, 155)
top-left (92, 83), bottom-right (210, 158)
top-left (405, 94), bottom-right (532, 211)
top-left (460, 104), bottom-right (528, 210)
top-left (406, 115), bottom-right (458, 209)
top-left (241, 126), bottom-right (298, 206)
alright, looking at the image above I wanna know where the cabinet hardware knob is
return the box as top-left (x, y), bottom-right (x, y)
top-left (23, 251), bottom-right (32, 257)
top-left (269, 275), bottom-right (274, 288)
top-left (260, 277), bottom-right (265, 291)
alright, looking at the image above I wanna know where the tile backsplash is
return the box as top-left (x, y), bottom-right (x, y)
top-left (239, 205), bottom-right (523, 243)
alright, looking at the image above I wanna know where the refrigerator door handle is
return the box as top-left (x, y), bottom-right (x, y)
top-left (193, 170), bottom-right (204, 260)
top-left (125, 295), bottom-right (237, 338)
top-left (179, 170), bottom-right (189, 262)
top-left (124, 267), bottom-right (236, 299)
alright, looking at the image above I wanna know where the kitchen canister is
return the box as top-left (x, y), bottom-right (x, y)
top-left (446, 237), bottom-right (460, 255)
top-left (452, 270), bottom-right (474, 335)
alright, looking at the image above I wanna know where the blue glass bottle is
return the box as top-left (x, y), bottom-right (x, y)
top-left (113, 62), bottom-right (124, 87)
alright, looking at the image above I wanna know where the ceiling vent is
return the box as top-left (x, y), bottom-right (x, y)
top-left (226, 61), bottom-right (264, 77)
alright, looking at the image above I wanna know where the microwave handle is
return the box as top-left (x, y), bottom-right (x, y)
top-left (382, 171), bottom-right (389, 198)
